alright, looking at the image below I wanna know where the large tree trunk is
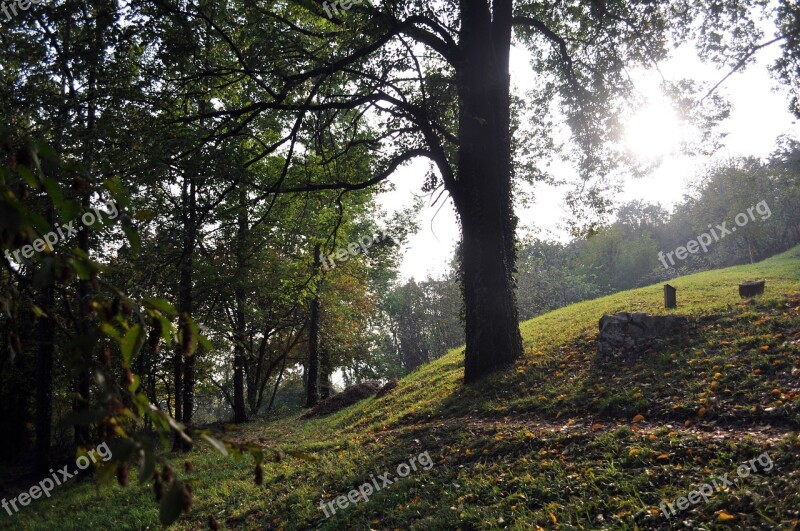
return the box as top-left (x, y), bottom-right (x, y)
top-left (319, 345), bottom-right (331, 400)
top-left (233, 297), bottom-right (248, 422)
top-left (453, 0), bottom-right (522, 384)
top-left (35, 211), bottom-right (56, 473)
top-left (173, 176), bottom-right (196, 450)
top-left (232, 191), bottom-right (248, 423)
top-left (267, 356), bottom-right (287, 411)
top-left (305, 244), bottom-right (322, 408)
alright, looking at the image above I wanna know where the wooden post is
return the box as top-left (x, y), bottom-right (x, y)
top-left (664, 284), bottom-right (677, 309)
top-left (739, 280), bottom-right (765, 298)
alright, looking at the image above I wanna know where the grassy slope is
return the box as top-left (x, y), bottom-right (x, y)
top-left (6, 247), bottom-right (800, 530)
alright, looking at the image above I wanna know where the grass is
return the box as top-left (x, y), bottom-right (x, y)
top-left (4, 247), bottom-right (800, 530)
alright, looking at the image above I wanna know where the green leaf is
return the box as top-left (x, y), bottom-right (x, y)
top-left (139, 447), bottom-right (156, 483)
top-left (32, 140), bottom-right (58, 163)
top-left (122, 224), bottom-right (140, 254)
top-left (145, 298), bottom-right (177, 315)
top-left (71, 257), bottom-right (93, 280)
top-left (27, 210), bottom-right (50, 236)
top-left (201, 434), bottom-right (229, 457)
top-left (166, 414), bottom-right (192, 443)
top-left (198, 334), bottom-right (213, 352)
top-left (159, 481), bottom-right (185, 526)
top-left (120, 325), bottom-right (145, 368)
top-left (16, 166), bottom-right (38, 188)
top-left (103, 176), bottom-right (129, 210)
top-left (108, 438), bottom-right (139, 462)
top-left (100, 323), bottom-right (122, 342)
top-left (58, 200), bottom-right (80, 225)
top-left (41, 177), bottom-right (65, 208)
top-left (156, 314), bottom-right (175, 347)
top-left (128, 374), bottom-right (141, 393)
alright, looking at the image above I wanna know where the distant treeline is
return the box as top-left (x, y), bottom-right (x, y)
top-left (518, 137), bottom-right (800, 319)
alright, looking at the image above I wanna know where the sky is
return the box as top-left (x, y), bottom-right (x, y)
top-left (378, 27), bottom-right (800, 282)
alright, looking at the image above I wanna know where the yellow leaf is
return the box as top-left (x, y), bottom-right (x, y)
top-left (760, 345), bottom-right (770, 351)
top-left (656, 453), bottom-right (670, 460)
top-left (550, 512), bottom-right (558, 524)
top-left (629, 448), bottom-right (640, 457)
top-left (717, 511), bottom-right (735, 521)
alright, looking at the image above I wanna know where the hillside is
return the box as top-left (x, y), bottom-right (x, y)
top-left (7, 247), bottom-right (800, 530)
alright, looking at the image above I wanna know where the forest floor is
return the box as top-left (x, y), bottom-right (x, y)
top-left (4, 247), bottom-right (800, 530)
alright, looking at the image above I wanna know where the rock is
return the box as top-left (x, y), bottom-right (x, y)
top-left (596, 312), bottom-right (688, 362)
top-left (375, 379), bottom-right (398, 398)
top-left (302, 380), bottom-right (384, 418)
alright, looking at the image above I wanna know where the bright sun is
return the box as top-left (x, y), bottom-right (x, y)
top-left (624, 104), bottom-right (683, 160)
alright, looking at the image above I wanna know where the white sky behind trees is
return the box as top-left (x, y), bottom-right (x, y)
top-left (378, 24), bottom-right (800, 281)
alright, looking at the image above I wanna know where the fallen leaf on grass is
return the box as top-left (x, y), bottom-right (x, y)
top-left (717, 511), bottom-right (735, 521)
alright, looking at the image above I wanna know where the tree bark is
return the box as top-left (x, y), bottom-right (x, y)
top-left (173, 175), bottom-right (196, 451)
top-left (35, 211), bottom-right (56, 473)
top-left (453, 0), bottom-right (522, 383)
top-left (305, 244), bottom-right (322, 408)
top-left (267, 356), bottom-right (287, 411)
top-left (319, 344), bottom-right (331, 400)
top-left (233, 191), bottom-right (248, 423)
top-left (179, 177), bottom-right (196, 434)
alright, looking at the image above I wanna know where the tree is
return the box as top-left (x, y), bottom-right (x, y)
top-left (172, 0), bottom-right (708, 383)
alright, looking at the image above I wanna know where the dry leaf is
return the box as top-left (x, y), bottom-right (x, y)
top-left (717, 511), bottom-right (735, 521)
